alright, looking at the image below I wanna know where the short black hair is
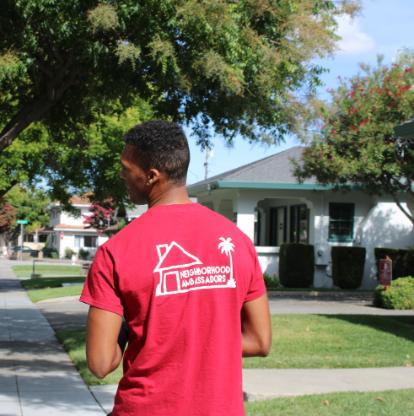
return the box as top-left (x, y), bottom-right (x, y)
top-left (123, 120), bottom-right (190, 183)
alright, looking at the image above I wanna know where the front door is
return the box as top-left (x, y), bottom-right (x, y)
top-left (269, 207), bottom-right (287, 246)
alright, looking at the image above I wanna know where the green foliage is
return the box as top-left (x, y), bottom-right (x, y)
top-left (331, 246), bottom-right (366, 289)
top-left (374, 247), bottom-right (407, 280)
top-left (295, 58), bottom-right (414, 223)
top-left (6, 185), bottom-right (50, 233)
top-left (42, 247), bottom-right (59, 258)
top-left (374, 277), bottom-right (414, 309)
top-left (78, 248), bottom-right (90, 260)
top-left (64, 247), bottom-right (75, 259)
top-left (263, 273), bottom-right (281, 290)
top-left (279, 243), bottom-right (314, 288)
top-left (0, 0), bottom-right (357, 188)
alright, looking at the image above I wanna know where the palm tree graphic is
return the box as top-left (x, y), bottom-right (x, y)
top-left (218, 237), bottom-right (236, 288)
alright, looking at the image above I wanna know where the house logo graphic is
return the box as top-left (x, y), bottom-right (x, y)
top-left (154, 237), bottom-right (237, 296)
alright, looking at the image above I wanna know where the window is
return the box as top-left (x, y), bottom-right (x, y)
top-left (329, 203), bottom-right (354, 242)
top-left (290, 204), bottom-right (309, 243)
top-left (84, 236), bottom-right (97, 248)
top-left (75, 235), bottom-right (82, 249)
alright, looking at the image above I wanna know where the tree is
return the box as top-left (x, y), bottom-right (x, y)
top-left (0, 201), bottom-right (16, 234)
top-left (295, 57), bottom-right (414, 224)
top-left (0, 0), bottom-right (358, 167)
top-left (6, 185), bottom-right (50, 235)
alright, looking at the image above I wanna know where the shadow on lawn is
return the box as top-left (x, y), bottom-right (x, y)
top-left (323, 314), bottom-right (414, 344)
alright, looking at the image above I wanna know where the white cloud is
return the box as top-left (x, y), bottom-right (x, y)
top-left (335, 15), bottom-right (376, 55)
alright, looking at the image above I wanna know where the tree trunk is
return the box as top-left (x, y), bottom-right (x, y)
top-left (0, 97), bottom-right (54, 152)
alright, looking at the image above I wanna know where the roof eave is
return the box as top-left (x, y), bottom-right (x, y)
top-left (215, 180), bottom-right (333, 191)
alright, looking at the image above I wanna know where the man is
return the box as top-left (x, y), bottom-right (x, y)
top-left (80, 120), bottom-right (271, 416)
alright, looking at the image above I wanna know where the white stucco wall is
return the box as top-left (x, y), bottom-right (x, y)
top-left (359, 201), bottom-right (414, 287)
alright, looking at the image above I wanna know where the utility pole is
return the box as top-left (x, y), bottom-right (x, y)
top-left (204, 146), bottom-right (211, 180)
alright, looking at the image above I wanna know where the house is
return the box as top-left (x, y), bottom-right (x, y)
top-left (188, 146), bottom-right (414, 289)
top-left (42, 195), bottom-right (109, 258)
top-left (395, 118), bottom-right (414, 138)
top-left (43, 196), bottom-right (148, 258)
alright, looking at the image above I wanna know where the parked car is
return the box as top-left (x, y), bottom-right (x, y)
top-left (9, 246), bottom-right (38, 260)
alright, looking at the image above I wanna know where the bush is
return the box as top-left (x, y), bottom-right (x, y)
top-left (64, 247), bottom-right (75, 259)
top-left (402, 250), bottom-right (414, 277)
top-left (263, 273), bottom-right (281, 290)
top-left (374, 276), bottom-right (414, 309)
top-left (279, 243), bottom-right (314, 288)
top-left (374, 248), bottom-right (407, 280)
top-left (42, 247), bottom-right (59, 259)
top-left (332, 246), bottom-right (366, 289)
top-left (78, 248), bottom-right (90, 260)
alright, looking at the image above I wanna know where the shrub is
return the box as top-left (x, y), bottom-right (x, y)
top-left (64, 247), bottom-right (75, 259)
top-left (78, 248), bottom-right (90, 260)
top-left (279, 243), bottom-right (314, 288)
top-left (402, 250), bottom-right (414, 277)
top-left (374, 276), bottom-right (414, 309)
top-left (42, 247), bottom-right (59, 258)
top-left (263, 273), bottom-right (281, 290)
top-left (331, 246), bottom-right (366, 289)
top-left (374, 248), bottom-right (407, 279)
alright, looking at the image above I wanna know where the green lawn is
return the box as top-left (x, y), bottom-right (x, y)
top-left (56, 314), bottom-right (414, 388)
top-left (27, 284), bottom-right (84, 303)
top-left (12, 264), bottom-right (82, 278)
top-left (244, 389), bottom-right (414, 416)
top-left (19, 276), bottom-right (85, 303)
top-left (56, 329), bottom-right (414, 415)
top-left (244, 314), bottom-right (414, 369)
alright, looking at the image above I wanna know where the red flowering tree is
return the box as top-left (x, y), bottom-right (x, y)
top-left (83, 201), bottom-right (116, 233)
top-left (295, 58), bottom-right (414, 224)
top-left (0, 201), bottom-right (16, 234)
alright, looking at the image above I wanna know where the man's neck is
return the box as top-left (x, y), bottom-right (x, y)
top-left (147, 184), bottom-right (192, 208)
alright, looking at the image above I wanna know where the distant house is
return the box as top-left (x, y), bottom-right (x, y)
top-left (188, 146), bottom-right (414, 289)
top-left (42, 196), bottom-right (148, 258)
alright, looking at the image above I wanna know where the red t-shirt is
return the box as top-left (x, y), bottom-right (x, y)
top-left (80, 203), bottom-right (266, 416)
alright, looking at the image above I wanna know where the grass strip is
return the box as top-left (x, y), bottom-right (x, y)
top-left (244, 314), bottom-right (414, 369)
top-left (12, 264), bottom-right (82, 278)
top-left (27, 284), bottom-right (84, 303)
top-left (244, 389), bottom-right (414, 415)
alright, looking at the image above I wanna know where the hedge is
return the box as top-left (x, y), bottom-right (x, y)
top-left (331, 246), bottom-right (366, 289)
top-left (279, 243), bottom-right (314, 288)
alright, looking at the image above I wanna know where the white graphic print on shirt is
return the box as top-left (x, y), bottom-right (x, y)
top-left (154, 237), bottom-right (237, 296)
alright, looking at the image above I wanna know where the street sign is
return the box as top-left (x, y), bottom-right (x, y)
top-left (16, 219), bottom-right (29, 225)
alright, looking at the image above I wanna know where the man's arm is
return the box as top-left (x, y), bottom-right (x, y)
top-left (86, 306), bottom-right (123, 379)
top-left (241, 293), bottom-right (272, 357)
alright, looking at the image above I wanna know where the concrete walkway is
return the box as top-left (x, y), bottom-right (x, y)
top-left (0, 260), bottom-right (105, 416)
top-left (2, 259), bottom-right (414, 415)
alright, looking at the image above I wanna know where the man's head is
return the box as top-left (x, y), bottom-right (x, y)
top-left (120, 120), bottom-right (190, 204)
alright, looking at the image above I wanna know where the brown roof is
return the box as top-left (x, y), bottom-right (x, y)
top-left (54, 224), bottom-right (95, 231)
top-left (69, 193), bottom-right (93, 205)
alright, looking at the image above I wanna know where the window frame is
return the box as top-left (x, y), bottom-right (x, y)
top-left (328, 203), bottom-right (355, 242)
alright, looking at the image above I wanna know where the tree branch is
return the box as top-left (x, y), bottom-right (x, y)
top-left (0, 65), bottom-right (79, 153)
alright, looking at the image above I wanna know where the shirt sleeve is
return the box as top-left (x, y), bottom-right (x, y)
top-left (244, 239), bottom-right (267, 303)
top-left (79, 245), bottom-right (124, 316)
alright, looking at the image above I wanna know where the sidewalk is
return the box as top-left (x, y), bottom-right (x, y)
top-left (88, 367), bottom-right (414, 414)
top-left (0, 260), bottom-right (105, 416)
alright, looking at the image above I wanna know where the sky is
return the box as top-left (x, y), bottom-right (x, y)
top-left (186, 0), bottom-right (414, 185)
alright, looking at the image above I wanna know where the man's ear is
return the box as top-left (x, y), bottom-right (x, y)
top-left (147, 168), bottom-right (162, 185)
